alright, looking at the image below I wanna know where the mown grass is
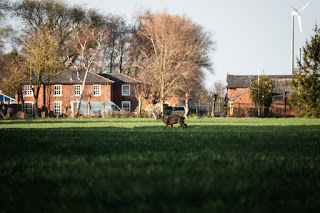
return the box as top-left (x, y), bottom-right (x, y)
top-left (0, 117), bottom-right (320, 213)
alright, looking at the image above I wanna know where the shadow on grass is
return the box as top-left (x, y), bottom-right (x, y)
top-left (0, 118), bottom-right (152, 125)
top-left (1, 124), bottom-right (319, 156)
top-left (0, 124), bottom-right (320, 212)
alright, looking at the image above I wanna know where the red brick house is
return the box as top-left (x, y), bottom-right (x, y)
top-left (227, 74), bottom-right (295, 117)
top-left (17, 69), bottom-right (140, 116)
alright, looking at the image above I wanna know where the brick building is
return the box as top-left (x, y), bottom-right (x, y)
top-left (17, 69), bottom-right (140, 116)
top-left (227, 74), bottom-right (295, 117)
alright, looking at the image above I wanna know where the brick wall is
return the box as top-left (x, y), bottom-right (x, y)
top-left (165, 96), bottom-right (181, 106)
top-left (229, 88), bottom-right (253, 104)
top-left (20, 83), bottom-right (112, 116)
top-left (46, 84), bottom-right (112, 115)
top-left (112, 83), bottom-right (138, 112)
top-left (228, 88), bottom-right (245, 99)
top-left (21, 84), bottom-right (46, 107)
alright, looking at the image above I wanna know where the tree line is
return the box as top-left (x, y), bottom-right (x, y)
top-left (0, 0), bottom-right (215, 117)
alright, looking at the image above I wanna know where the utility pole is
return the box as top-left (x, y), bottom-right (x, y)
top-left (258, 68), bottom-right (261, 117)
top-left (291, 14), bottom-right (294, 75)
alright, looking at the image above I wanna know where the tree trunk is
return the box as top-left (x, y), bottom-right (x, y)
top-left (87, 95), bottom-right (91, 117)
top-left (138, 95), bottom-right (142, 117)
top-left (119, 51), bottom-right (123, 73)
top-left (109, 39), bottom-right (115, 73)
top-left (198, 99), bottom-right (201, 117)
top-left (47, 87), bottom-right (52, 116)
top-left (160, 98), bottom-right (164, 116)
top-left (34, 97), bottom-right (39, 118)
top-left (34, 87), bottom-right (40, 118)
top-left (211, 98), bottom-right (215, 117)
top-left (218, 97), bottom-right (221, 115)
top-left (19, 89), bottom-right (24, 114)
top-left (76, 69), bottom-right (89, 116)
top-left (184, 92), bottom-right (189, 117)
top-left (160, 81), bottom-right (165, 116)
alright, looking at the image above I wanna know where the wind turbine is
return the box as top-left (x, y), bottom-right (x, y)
top-left (291, 2), bottom-right (309, 74)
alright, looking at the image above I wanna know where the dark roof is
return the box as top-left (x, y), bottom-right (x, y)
top-left (19, 74), bottom-right (50, 84)
top-left (49, 69), bottom-right (114, 84)
top-left (100, 73), bottom-right (140, 84)
top-left (19, 70), bottom-right (140, 85)
top-left (227, 74), bottom-right (295, 94)
top-left (19, 69), bottom-right (114, 85)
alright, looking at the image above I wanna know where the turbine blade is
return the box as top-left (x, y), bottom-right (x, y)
top-left (291, 5), bottom-right (298, 12)
top-left (298, 15), bottom-right (302, 32)
top-left (299, 2), bottom-right (309, 12)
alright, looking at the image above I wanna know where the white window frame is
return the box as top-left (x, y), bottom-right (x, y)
top-left (54, 85), bottom-right (62, 96)
top-left (121, 84), bottom-right (130, 96)
top-left (122, 101), bottom-right (131, 112)
top-left (54, 101), bottom-right (62, 115)
top-left (93, 84), bottom-right (101, 96)
top-left (24, 101), bottom-right (33, 115)
top-left (74, 85), bottom-right (81, 96)
top-left (24, 85), bottom-right (33, 97)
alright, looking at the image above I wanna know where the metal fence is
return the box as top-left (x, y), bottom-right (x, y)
top-left (188, 103), bottom-right (227, 117)
top-left (229, 103), bottom-right (295, 117)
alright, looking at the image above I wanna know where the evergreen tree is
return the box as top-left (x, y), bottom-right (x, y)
top-left (291, 24), bottom-right (320, 117)
top-left (250, 73), bottom-right (273, 109)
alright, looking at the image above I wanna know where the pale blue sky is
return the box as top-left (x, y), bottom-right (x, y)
top-left (67, 0), bottom-right (320, 88)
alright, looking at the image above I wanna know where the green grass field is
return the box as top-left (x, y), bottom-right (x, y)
top-left (0, 117), bottom-right (320, 212)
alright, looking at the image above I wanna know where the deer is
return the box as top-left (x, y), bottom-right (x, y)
top-left (156, 114), bottom-right (187, 130)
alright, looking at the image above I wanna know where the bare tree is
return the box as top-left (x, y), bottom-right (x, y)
top-left (0, 51), bottom-right (24, 98)
top-left (101, 15), bottom-right (131, 74)
top-left (129, 11), bottom-right (213, 115)
top-left (132, 83), bottom-right (151, 117)
top-left (211, 80), bottom-right (226, 116)
top-left (13, 0), bottom-right (87, 65)
top-left (66, 25), bottom-right (107, 116)
top-left (0, 0), bottom-right (10, 51)
top-left (21, 28), bottom-right (62, 117)
top-left (173, 67), bottom-right (205, 117)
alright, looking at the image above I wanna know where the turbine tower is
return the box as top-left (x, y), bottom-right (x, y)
top-left (291, 2), bottom-right (309, 74)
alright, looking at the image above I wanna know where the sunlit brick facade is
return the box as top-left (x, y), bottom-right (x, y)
top-left (17, 69), bottom-right (139, 116)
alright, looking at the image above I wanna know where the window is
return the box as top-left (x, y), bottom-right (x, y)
top-left (74, 85), bottom-right (81, 96)
top-left (122, 101), bottom-right (131, 112)
top-left (54, 85), bottom-right (62, 96)
top-left (54, 101), bottom-right (62, 115)
top-left (122, 85), bottom-right (130, 96)
top-left (93, 85), bottom-right (101, 96)
top-left (24, 102), bottom-right (33, 115)
top-left (24, 85), bottom-right (33, 96)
